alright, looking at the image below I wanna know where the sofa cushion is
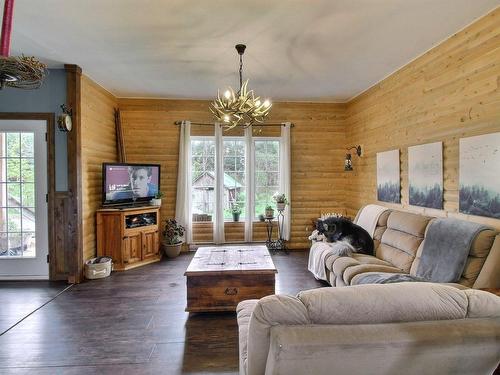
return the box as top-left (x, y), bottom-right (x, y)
top-left (387, 211), bottom-right (431, 237)
top-left (330, 254), bottom-right (395, 284)
top-left (376, 211), bottom-right (432, 272)
top-left (296, 283), bottom-right (500, 325)
top-left (344, 265), bottom-right (406, 285)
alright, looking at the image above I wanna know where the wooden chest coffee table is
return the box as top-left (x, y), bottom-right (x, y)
top-left (184, 245), bottom-right (277, 312)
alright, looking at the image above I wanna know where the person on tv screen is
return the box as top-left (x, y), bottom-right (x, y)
top-left (112, 166), bottom-right (157, 200)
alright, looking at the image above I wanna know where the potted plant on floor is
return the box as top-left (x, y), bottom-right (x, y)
top-left (265, 205), bottom-right (275, 218)
top-left (163, 219), bottom-right (185, 258)
top-left (232, 204), bottom-right (242, 222)
top-left (273, 192), bottom-right (289, 211)
top-left (150, 191), bottom-right (164, 206)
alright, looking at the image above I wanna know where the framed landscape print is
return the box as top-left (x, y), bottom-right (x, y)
top-left (408, 142), bottom-right (443, 209)
top-left (376, 149), bottom-right (400, 203)
top-left (459, 132), bottom-right (500, 219)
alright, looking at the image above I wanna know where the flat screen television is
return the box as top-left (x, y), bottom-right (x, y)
top-left (102, 163), bottom-right (161, 206)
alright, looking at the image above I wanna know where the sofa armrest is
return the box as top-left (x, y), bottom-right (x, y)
top-left (244, 295), bottom-right (309, 375)
top-left (473, 234), bottom-right (500, 289)
top-left (236, 299), bottom-right (259, 375)
top-left (266, 318), bottom-right (500, 375)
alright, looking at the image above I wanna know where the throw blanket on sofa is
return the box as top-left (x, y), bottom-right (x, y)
top-left (355, 204), bottom-right (389, 237)
top-left (353, 272), bottom-right (425, 285)
top-left (308, 241), bottom-right (354, 281)
top-left (415, 218), bottom-right (489, 283)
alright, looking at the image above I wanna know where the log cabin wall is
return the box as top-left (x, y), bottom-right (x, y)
top-left (345, 8), bottom-right (500, 230)
top-left (81, 75), bottom-right (118, 261)
top-left (117, 99), bottom-right (347, 250)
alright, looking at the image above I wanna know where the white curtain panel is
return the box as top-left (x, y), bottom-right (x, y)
top-left (280, 122), bottom-right (292, 240)
top-left (213, 124), bottom-right (225, 244)
top-left (244, 127), bottom-right (254, 242)
top-left (175, 120), bottom-right (193, 243)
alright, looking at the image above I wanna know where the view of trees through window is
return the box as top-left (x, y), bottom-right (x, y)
top-left (0, 132), bottom-right (36, 257)
top-left (191, 137), bottom-right (280, 222)
top-left (191, 139), bottom-right (215, 220)
top-left (223, 139), bottom-right (245, 220)
top-left (254, 140), bottom-right (280, 218)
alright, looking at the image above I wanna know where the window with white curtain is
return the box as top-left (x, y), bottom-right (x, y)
top-left (190, 136), bottom-right (280, 221)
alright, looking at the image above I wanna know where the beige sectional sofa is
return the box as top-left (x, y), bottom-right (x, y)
top-left (313, 208), bottom-right (500, 289)
top-left (237, 283), bottom-right (500, 375)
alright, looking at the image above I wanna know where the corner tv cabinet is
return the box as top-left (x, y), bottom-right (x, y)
top-left (96, 206), bottom-right (161, 271)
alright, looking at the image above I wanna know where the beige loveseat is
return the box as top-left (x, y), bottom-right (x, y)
top-left (312, 208), bottom-right (500, 289)
top-left (237, 283), bottom-right (500, 375)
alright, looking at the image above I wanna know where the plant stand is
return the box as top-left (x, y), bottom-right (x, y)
top-left (265, 208), bottom-right (287, 254)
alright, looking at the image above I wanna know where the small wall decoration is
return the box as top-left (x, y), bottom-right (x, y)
top-left (459, 132), bottom-right (500, 219)
top-left (408, 142), bottom-right (443, 209)
top-left (376, 149), bottom-right (400, 203)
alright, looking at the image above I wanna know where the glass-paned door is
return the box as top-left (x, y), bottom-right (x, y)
top-left (0, 120), bottom-right (48, 279)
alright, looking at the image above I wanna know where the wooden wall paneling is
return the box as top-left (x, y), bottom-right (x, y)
top-left (80, 75), bottom-right (118, 262)
top-left (118, 99), bottom-right (347, 250)
top-left (65, 64), bottom-right (84, 283)
top-left (53, 191), bottom-right (71, 279)
top-left (345, 8), bottom-right (500, 230)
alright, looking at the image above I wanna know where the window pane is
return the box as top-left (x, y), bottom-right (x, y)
top-left (0, 158), bottom-right (6, 182)
top-left (235, 156), bottom-right (245, 171)
top-left (224, 141), bottom-right (233, 156)
top-left (21, 133), bottom-right (34, 158)
top-left (235, 144), bottom-right (245, 157)
top-left (21, 159), bottom-right (35, 182)
top-left (254, 140), bottom-right (280, 219)
top-left (191, 140), bottom-right (215, 221)
top-left (7, 183), bottom-right (20, 206)
top-left (0, 232), bottom-right (7, 255)
top-left (22, 208), bottom-right (36, 232)
top-left (224, 157), bottom-right (235, 172)
top-left (8, 233), bottom-right (23, 256)
top-left (267, 157), bottom-right (279, 171)
top-left (0, 208), bottom-right (6, 231)
top-left (7, 208), bottom-right (21, 231)
top-left (7, 159), bottom-right (20, 182)
top-left (23, 232), bottom-right (35, 257)
top-left (22, 183), bottom-right (35, 207)
top-left (223, 139), bottom-right (245, 221)
top-left (6, 133), bottom-right (20, 157)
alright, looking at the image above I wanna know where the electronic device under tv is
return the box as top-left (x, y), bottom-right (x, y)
top-left (102, 163), bottom-right (161, 207)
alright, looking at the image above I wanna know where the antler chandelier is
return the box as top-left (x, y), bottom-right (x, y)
top-left (209, 44), bottom-right (271, 130)
top-left (0, 0), bottom-right (47, 90)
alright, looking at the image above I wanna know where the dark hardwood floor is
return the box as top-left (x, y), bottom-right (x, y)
top-left (0, 250), bottom-right (323, 374)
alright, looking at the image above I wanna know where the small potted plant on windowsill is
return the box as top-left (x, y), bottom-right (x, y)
top-left (163, 219), bottom-right (185, 258)
top-left (265, 205), bottom-right (275, 218)
top-left (273, 192), bottom-right (289, 211)
top-left (232, 204), bottom-right (242, 222)
top-left (150, 191), bottom-right (164, 206)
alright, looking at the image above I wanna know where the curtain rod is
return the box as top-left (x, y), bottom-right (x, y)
top-left (174, 121), bottom-right (294, 127)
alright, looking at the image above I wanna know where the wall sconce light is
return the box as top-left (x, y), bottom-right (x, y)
top-left (345, 145), bottom-right (362, 171)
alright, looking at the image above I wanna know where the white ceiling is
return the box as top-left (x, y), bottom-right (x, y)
top-left (3, 0), bottom-right (499, 101)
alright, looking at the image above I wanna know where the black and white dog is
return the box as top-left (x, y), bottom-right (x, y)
top-left (316, 217), bottom-right (374, 256)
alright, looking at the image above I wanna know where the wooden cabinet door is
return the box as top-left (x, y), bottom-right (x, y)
top-left (123, 233), bottom-right (142, 265)
top-left (142, 230), bottom-right (159, 259)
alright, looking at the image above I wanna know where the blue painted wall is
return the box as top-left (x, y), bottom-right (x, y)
top-left (0, 69), bottom-right (68, 191)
